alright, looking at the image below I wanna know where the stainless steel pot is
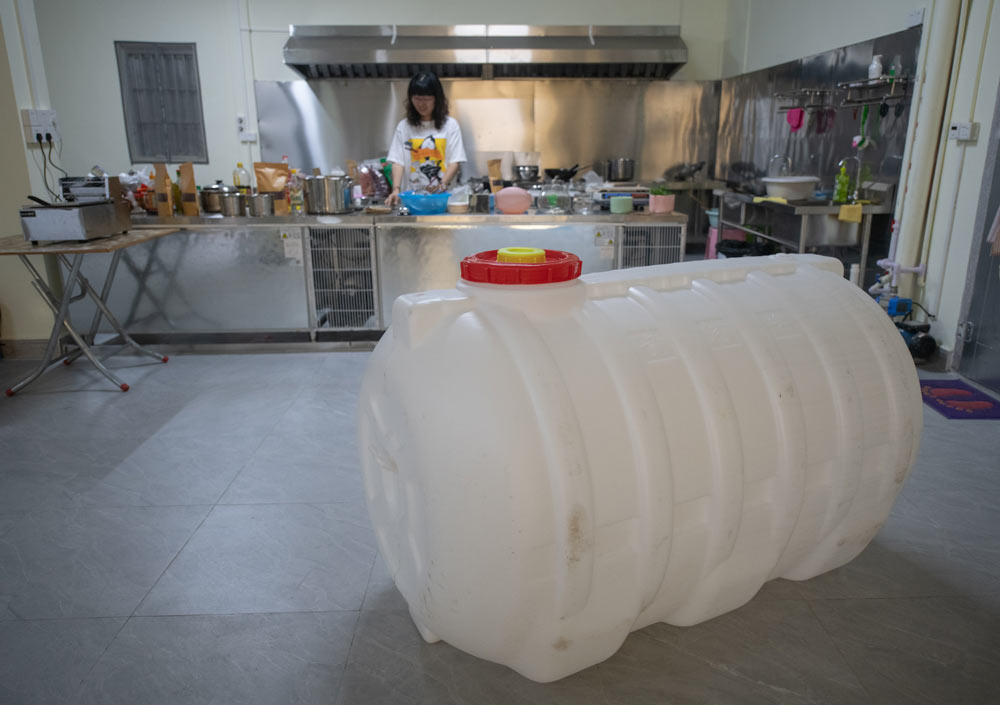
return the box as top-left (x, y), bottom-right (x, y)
top-left (304, 175), bottom-right (353, 214)
top-left (247, 192), bottom-right (273, 217)
top-left (200, 181), bottom-right (236, 212)
top-left (219, 192), bottom-right (246, 216)
top-left (604, 158), bottom-right (635, 182)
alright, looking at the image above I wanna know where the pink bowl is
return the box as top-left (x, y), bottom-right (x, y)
top-left (495, 187), bottom-right (533, 215)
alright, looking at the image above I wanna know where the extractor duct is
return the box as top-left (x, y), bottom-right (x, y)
top-left (283, 25), bottom-right (688, 80)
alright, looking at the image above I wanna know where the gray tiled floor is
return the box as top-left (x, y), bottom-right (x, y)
top-left (1, 351), bottom-right (998, 704)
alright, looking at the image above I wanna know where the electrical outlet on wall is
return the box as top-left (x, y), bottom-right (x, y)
top-left (21, 108), bottom-right (60, 144)
top-left (236, 113), bottom-right (257, 143)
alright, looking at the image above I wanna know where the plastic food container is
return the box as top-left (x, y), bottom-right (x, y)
top-left (359, 252), bottom-right (922, 682)
top-left (398, 191), bottom-right (451, 215)
top-left (609, 195), bottom-right (633, 213)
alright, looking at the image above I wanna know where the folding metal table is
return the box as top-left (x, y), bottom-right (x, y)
top-left (0, 228), bottom-right (178, 395)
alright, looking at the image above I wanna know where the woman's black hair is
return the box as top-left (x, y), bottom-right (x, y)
top-left (405, 72), bottom-right (449, 129)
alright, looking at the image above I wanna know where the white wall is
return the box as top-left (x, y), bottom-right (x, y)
top-left (728, 0), bottom-right (925, 75)
top-left (34, 0), bottom-right (732, 184)
top-left (0, 0), bottom-right (54, 342)
top-left (921, 0), bottom-right (1000, 353)
top-left (32, 0), bottom-right (254, 185)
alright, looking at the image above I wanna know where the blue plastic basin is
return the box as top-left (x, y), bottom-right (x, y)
top-left (399, 191), bottom-right (451, 215)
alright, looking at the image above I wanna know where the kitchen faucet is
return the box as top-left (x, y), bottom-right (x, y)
top-left (838, 156), bottom-right (861, 201)
top-left (767, 154), bottom-right (791, 177)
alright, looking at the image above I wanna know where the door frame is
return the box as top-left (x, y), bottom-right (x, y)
top-left (953, 82), bottom-right (1000, 369)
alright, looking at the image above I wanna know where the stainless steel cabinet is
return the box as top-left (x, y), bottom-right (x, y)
top-left (70, 228), bottom-right (310, 334)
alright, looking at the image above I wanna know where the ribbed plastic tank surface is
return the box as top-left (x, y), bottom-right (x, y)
top-left (358, 253), bottom-right (922, 682)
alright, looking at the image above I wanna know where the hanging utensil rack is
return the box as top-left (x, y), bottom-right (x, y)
top-left (774, 88), bottom-right (835, 114)
top-left (837, 75), bottom-right (914, 107)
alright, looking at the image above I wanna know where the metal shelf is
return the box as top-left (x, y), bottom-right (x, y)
top-left (837, 75), bottom-right (913, 107)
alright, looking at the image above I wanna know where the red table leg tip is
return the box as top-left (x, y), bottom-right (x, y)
top-left (4, 389), bottom-right (14, 397)
top-left (161, 356), bottom-right (169, 363)
top-left (62, 358), bottom-right (72, 366)
top-left (120, 383), bottom-right (130, 392)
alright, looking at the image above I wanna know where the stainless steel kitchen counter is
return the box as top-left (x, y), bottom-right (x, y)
top-left (723, 192), bottom-right (894, 216)
top-left (113, 210), bottom-right (688, 341)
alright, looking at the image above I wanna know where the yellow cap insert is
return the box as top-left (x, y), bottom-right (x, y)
top-left (497, 247), bottom-right (546, 264)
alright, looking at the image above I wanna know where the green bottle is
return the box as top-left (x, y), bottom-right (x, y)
top-left (834, 165), bottom-right (850, 202)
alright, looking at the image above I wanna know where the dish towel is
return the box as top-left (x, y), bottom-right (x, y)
top-left (753, 196), bottom-right (789, 205)
top-left (838, 204), bottom-right (863, 223)
top-left (786, 108), bottom-right (805, 132)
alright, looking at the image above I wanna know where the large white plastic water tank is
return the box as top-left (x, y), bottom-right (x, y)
top-left (358, 251), bottom-right (922, 683)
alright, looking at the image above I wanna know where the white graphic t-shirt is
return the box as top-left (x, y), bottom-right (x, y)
top-left (386, 116), bottom-right (466, 191)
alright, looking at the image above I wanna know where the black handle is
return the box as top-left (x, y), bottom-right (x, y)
top-left (27, 195), bottom-right (53, 208)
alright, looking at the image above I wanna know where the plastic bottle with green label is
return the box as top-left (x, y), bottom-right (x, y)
top-left (834, 165), bottom-right (851, 203)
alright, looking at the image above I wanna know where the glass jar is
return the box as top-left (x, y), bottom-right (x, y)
top-left (538, 182), bottom-right (572, 214)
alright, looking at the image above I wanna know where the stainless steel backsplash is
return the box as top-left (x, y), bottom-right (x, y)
top-left (255, 79), bottom-right (720, 182)
top-left (716, 27), bottom-right (922, 193)
top-left (255, 27), bottom-right (921, 192)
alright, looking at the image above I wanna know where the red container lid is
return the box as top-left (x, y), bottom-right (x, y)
top-left (460, 249), bottom-right (583, 285)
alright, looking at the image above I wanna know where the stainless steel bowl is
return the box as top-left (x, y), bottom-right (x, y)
top-left (514, 165), bottom-right (539, 181)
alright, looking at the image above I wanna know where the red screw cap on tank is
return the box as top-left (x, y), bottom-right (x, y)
top-left (460, 248), bottom-right (582, 285)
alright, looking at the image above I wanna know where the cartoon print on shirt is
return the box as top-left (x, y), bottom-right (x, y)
top-left (407, 136), bottom-right (446, 189)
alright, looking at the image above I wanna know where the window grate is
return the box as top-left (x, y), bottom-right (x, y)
top-left (115, 42), bottom-right (208, 163)
top-left (309, 227), bottom-right (377, 329)
top-left (620, 224), bottom-right (685, 269)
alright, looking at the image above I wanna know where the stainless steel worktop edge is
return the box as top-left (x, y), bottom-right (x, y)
top-left (130, 211), bottom-right (688, 229)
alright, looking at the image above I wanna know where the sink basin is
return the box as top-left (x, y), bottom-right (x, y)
top-left (761, 176), bottom-right (820, 201)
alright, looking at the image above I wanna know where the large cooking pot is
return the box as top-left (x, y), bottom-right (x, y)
top-left (304, 175), bottom-right (354, 214)
top-left (200, 181), bottom-right (237, 212)
top-left (603, 158), bottom-right (635, 182)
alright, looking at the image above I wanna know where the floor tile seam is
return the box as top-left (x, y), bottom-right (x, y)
top-left (210, 378), bottom-right (313, 506)
top-left (803, 598), bottom-right (877, 704)
top-left (71, 613), bottom-right (131, 698)
top-left (342, 552), bottom-right (378, 678)
top-left (124, 504), bottom-right (218, 622)
top-left (112, 608), bottom-right (365, 620)
top-left (800, 593), bottom-right (996, 603)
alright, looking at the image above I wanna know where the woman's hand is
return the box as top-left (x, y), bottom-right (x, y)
top-left (386, 188), bottom-right (401, 207)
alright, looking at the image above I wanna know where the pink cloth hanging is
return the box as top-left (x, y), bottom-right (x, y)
top-left (786, 108), bottom-right (805, 132)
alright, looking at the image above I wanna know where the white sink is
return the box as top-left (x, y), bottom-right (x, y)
top-left (761, 176), bottom-right (820, 201)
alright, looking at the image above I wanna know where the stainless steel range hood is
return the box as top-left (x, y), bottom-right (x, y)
top-left (283, 25), bottom-right (687, 80)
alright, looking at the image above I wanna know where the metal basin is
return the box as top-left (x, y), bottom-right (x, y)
top-left (803, 213), bottom-right (859, 246)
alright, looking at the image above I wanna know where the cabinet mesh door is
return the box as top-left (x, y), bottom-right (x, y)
top-left (620, 224), bottom-right (686, 268)
top-left (309, 227), bottom-right (377, 329)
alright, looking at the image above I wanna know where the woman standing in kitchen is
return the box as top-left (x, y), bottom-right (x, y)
top-left (386, 72), bottom-right (467, 206)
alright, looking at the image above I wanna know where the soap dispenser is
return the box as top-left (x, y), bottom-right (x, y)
top-left (834, 166), bottom-right (851, 203)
